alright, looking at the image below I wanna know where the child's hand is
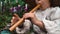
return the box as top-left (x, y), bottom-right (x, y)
top-left (23, 13), bottom-right (36, 19)
top-left (11, 14), bottom-right (20, 26)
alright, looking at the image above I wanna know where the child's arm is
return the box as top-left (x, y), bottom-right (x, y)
top-left (23, 13), bottom-right (46, 31)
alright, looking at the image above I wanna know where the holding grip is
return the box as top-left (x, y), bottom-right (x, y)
top-left (9, 4), bottom-right (40, 31)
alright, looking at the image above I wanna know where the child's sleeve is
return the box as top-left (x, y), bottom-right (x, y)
top-left (42, 7), bottom-right (60, 34)
top-left (43, 19), bottom-right (60, 34)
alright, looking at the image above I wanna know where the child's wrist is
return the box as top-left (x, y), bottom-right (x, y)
top-left (31, 17), bottom-right (36, 21)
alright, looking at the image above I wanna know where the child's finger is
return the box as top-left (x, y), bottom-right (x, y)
top-left (13, 13), bottom-right (20, 19)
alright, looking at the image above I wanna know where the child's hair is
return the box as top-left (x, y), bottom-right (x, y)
top-left (49, 0), bottom-right (60, 7)
top-left (24, 0), bottom-right (36, 11)
top-left (24, 0), bottom-right (60, 10)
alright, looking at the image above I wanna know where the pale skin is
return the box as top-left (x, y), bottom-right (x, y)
top-left (11, 0), bottom-right (50, 32)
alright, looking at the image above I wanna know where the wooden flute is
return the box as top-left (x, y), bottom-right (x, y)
top-left (9, 4), bottom-right (40, 31)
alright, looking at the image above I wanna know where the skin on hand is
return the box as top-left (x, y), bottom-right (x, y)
top-left (11, 14), bottom-right (20, 26)
top-left (23, 13), bottom-right (36, 19)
